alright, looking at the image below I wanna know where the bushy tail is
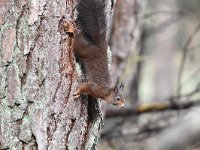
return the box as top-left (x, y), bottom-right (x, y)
top-left (76, 0), bottom-right (111, 46)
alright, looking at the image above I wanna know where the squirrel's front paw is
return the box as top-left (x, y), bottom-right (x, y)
top-left (63, 20), bottom-right (80, 34)
top-left (73, 91), bottom-right (81, 100)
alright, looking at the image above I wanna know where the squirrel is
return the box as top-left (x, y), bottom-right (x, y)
top-left (64, 0), bottom-right (125, 108)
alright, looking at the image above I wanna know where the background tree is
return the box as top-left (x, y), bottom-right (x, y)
top-left (110, 0), bottom-right (146, 104)
top-left (100, 0), bottom-right (200, 149)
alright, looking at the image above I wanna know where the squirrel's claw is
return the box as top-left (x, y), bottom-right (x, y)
top-left (73, 92), bottom-right (81, 100)
top-left (63, 20), bottom-right (80, 34)
top-left (77, 78), bottom-right (89, 83)
top-left (63, 21), bottom-right (75, 34)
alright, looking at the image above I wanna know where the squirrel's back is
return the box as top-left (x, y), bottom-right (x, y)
top-left (71, 0), bottom-right (125, 108)
top-left (76, 0), bottom-right (111, 46)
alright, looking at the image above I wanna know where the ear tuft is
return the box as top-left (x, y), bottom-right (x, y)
top-left (113, 86), bottom-right (119, 93)
top-left (119, 81), bottom-right (125, 91)
top-left (112, 78), bottom-right (125, 93)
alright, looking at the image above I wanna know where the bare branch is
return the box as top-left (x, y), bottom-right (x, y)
top-left (105, 99), bottom-right (200, 118)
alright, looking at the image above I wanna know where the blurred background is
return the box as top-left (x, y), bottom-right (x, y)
top-left (99, 0), bottom-right (200, 149)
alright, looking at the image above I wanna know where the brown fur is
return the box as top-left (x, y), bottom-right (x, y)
top-left (72, 32), bottom-right (125, 108)
top-left (64, 0), bottom-right (125, 108)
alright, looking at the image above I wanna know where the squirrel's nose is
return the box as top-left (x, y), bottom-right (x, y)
top-left (121, 104), bottom-right (124, 108)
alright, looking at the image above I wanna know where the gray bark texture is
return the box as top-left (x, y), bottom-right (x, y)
top-left (0, 0), bottom-right (102, 149)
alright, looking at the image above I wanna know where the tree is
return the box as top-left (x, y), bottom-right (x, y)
top-left (110, 0), bottom-right (146, 104)
top-left (0, 0), bottom-right (102, 149)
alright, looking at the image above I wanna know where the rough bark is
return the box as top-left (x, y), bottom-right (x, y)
top-left (0, 0), bottom-right (102, 149)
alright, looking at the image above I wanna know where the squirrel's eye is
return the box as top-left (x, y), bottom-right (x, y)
top-left (116, 96), bottom-right (120, 101)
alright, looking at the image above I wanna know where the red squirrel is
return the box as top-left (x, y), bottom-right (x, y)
top-left (65, 0), bottom-right (125, 108)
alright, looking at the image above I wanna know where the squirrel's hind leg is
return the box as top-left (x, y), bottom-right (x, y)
top-left (73, 82), bottom-right (100, 99)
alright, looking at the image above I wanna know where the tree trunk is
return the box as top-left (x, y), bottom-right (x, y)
top-left (0, 0), bottom-right (102, 149)
top-left (110, 0), bottom-right (137, 85)
top-left (110, 0), bottom-right (146, 103)
top-left (149, 0), bottom-right (178, 101)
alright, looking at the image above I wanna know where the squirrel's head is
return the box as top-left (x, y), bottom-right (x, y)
top-left (110, 81), bottom-right (125, 108)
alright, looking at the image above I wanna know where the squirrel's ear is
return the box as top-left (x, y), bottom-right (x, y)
top-left (112, 78), bottom-right (119, 93)
top-left (119, 81), bottom-right (125, 91)
top-left (113, 79), bottom-right (124, 93)
top-left (112, 86), bottom-right (119, 93)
